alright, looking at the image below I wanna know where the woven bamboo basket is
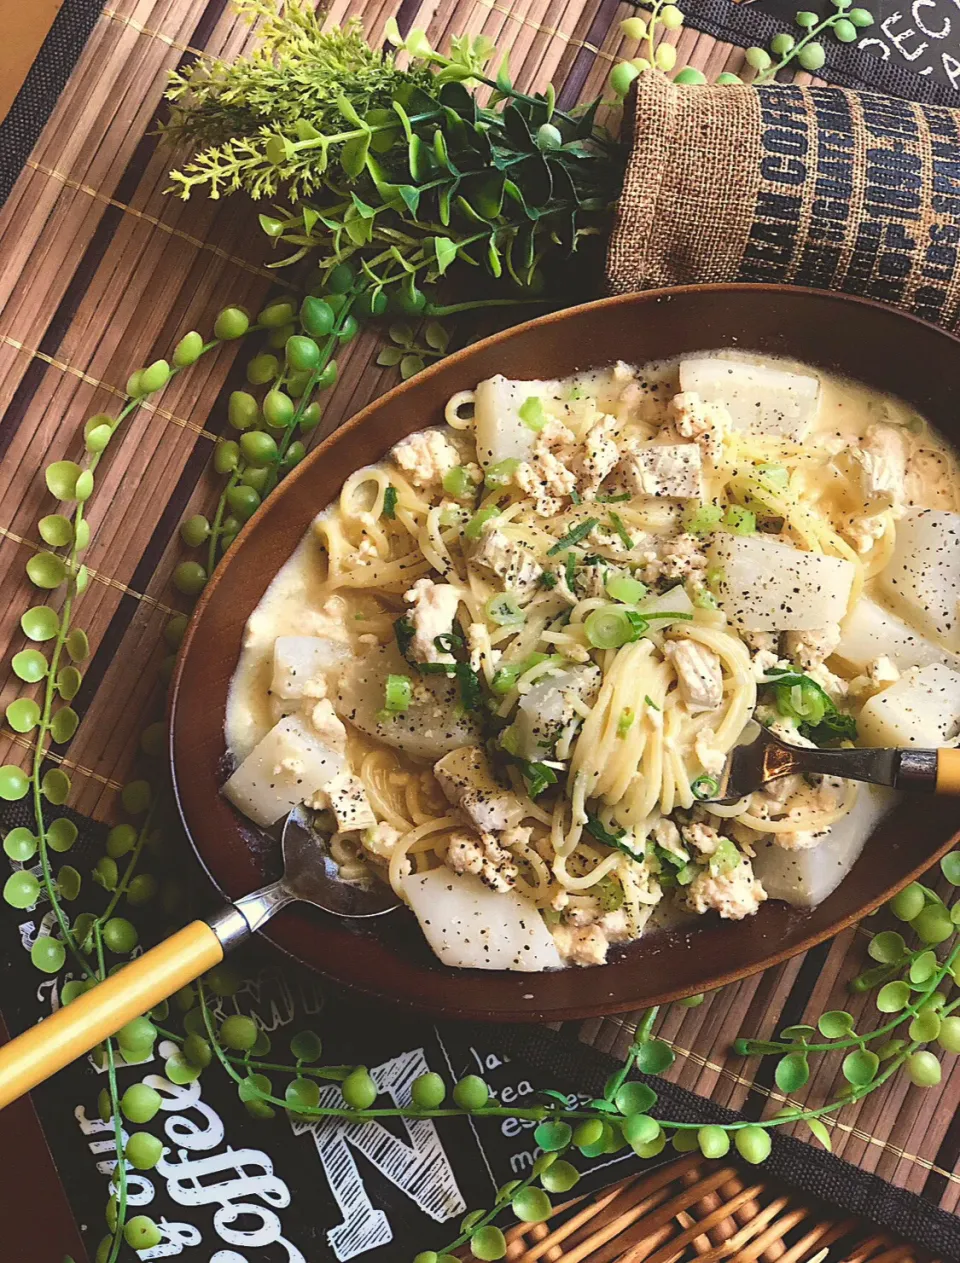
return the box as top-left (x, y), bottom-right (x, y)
top-left (480, 1156), bottom-right (938, 1263)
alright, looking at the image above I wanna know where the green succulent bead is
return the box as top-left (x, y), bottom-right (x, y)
top-left (660, 4), bottom-right (684, 29)
top-left (258, 300), bottom-right (297, 328)
top-left (227, 485), bottom-right (261, 521)
top-left (281, 441), bottom-right (306, 470)
top-left (300, 296), bottom-right (335, 337)
top-left (337, 315), bottom-right (360, 343)
top-left (140, 359), bottom-right (171, 394)
top-left (354, 289), bottom-right (387, 319)
top-left (300, 402), bottom-right (322, 431)
top-left (286, 335), bottom-right (322, 371)
top-left (341, 1066), bottom-right (378, 1109)
top-left (240, 466), bottom-right (269, 493)
top-left (325, 263), bottom-right (355, 294)
top-left (127, 873), bottom-right (158, 905)
top-left (180, 514), bottom-right (210, 547)
top-left (246, 354), bottom-right (279, 386)
top-left (229, 390), bottom-right (259, 430)
top-left (316, 361), bottom-right (338, 391)
top-left (124, 1216), bottom-right (163, 1251)
top-left (264, 390), bottom-right (295, 428)
top-left (797, 41), bottom-right (826, 70)
top-left (121, 1083), bottom-right (162, 1124)
top-left (103, 917), bottom-right (138, 953)
top-left (221, 1014), bottom-right (259, 1051)
top-left (673, 66), bottom-right (707, 84)
top-left (173, 561), bottom-right (207, 596)
top-left (410, 1072), bottom-right (446, 1108)
top-left (173, 330), bottom-right (204, 367)
top-left (452, 1075), bottom-right (488, 1111)
top-left (125, 1132), bottom-right (164, 1171)
top-left (770, 32), bottom-right (795, 54)
top-left (214, 439), bottom-right (240, 474)
top-left (240, 430), bottom-right (279, 467)
top-left (286, 369), bottom-right (313, 397)
top-left (214, 306), bottom-right (250, 340)
top-left (268, 321), bottom-right (296, 349)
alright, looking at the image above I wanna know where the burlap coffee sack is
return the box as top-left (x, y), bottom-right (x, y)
top-left (606, 71), bottom-right (960, 331)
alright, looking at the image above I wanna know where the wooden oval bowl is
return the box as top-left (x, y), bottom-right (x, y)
top-left (170, 283), bottom-right (960, 1022)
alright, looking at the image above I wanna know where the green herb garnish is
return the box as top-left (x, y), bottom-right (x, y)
top-left (548, 518), bottom-right (598, 556)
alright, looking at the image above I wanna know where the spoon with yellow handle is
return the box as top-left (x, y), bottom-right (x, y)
top-left (0, 806), bottom-right (398, 1109)
top-left (703, 722), bottom-right (960, 803)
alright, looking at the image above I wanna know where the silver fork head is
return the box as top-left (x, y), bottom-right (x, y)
top-left (712, 721), bottom-right (803, 803)
top-left (280, 804), bottom-right (401, 917)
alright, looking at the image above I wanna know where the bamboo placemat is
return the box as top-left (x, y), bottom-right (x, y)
top-left (1, 0), bottom-right (959, 1238)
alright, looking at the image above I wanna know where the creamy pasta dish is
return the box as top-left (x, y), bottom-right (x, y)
top-left (224, 352), bottom-right (960, 972)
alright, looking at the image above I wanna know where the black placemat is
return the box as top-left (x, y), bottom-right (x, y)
top-left (688, 0), bottom-right (960, 103)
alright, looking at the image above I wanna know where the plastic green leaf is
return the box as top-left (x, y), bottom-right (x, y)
top-left (57, 667), bottom-right (82, 700)
top-left (779, 1024), bottom-right (816, 1042)
top-left (5, 698), bottom-right (40, 734)
top-left (47, 817), bottom-right (78, 853)
top-left (66, 629), bottom-right (89, 662)
top-left (74, 470), bottom-right (94, 502)
top-left (26, 552), bottom-right (67, 589)
top-left (285, 1077), bottom-right (321, 1110)
top-left (952, 903), bottom-right (960, 927)
top-left (258, 214), bottom-right (285, 238)
top-left (424, 322), bottom-right (449, 352)
top-left (774, 1051), bottom-right (809, 1093)
top-left (74, 520), bottom-right (91, 552)
top-left (613, 1081), bottom-right (657, 1116)
top-left (842, 1048), bottom-right (879, 1086)
top-left (41, 768), bottom-right (71, 805)
top-left (3, 828), bottom-right (38, 862)
top-left (289, 1030), bottom-right (323, 1062)
top-left (400, 354), bottom-right (424, 380)
top-left (909, 951), bottom-right (938, 984)
top-left (45, 460), bottom-right (82, 500)
top-left (795, 9), bottom-right (819, 26)
top-left (3, 870), bottom-right (40, 908)
top-left (38, 514), bottom-right (73, 547)
top-left (806, 1117), bottom-right (832, 1151)
top-left (433, 236), bottom-right (457, 275)
top-left (877, 1038), bottom-right (907, 1062)
top-left (876, 981), bottom-right (911, 1012)
top-left (165, 1052), bottom-right (202, 1085)
top-left (376, 347), bottom-right (404, 367)
top-left (50, 707), bottom-right (79, 744)
top-left (868, 930), bottom-right (905, 963)
top-left (20, 606), bottom-right (59, 641)
top-left (634, 1039), bottom-right (674, 1074)
top-left (941, 852), bottom-right (960, 885)
top-left (31, 937), bottom-right (66, 973)
top-left (340, 133), bottom-right (371, 179)
top-left (909, 1009), bottom-right (941, 1042)
top-left (817, 1010), bottom-right (855, 1039)
top-left (0, 766), bottom-right (29, 801)
top-left (12, 649), bottom-right (47, 682)
top-left (84, 423), bottom-right (112, 453)
top-left (534, 1120), bottom-right (572, 1151)
top-left (74, 564), bottom-right (89, 594)
top-left (383, 14), bottom-right (402, 45)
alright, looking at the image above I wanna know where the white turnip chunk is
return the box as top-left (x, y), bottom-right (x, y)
top-left (710, 535), bottom-right (855, 630)
top-left (857, 663), bottom-right (960, 747)
top-left (223, 715), bottom-right (345, 827)
top-left (404, 869), bottom-right (562, 970)
top-left (878, 508), bottom-right (960, 652)
top-left (473, 374), bottom-right (565, 467)
top-left (836, 597), bottom-right (960, 673)
top-left (271, 636), bottom-right (350, 700)
top-left (678, 356), bottom-right (819, 440)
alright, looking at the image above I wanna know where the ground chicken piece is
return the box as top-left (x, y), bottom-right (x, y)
top-left (619, 442), bottom-right (702, 499)
top-left (550, 922), bottom-right (610, 967)
top-left (652, 817), bottom-right (686, 858)
top-left (309, 699), bottom-right (348, 751)
top-left (869, 655), bottom-right (900, 688)
top-left (685, 856), bottom-right (767, 920)
top-left (852, 423), bottom-right (907, 513)
top-left (668, 391), bottom-right (730, 460)
top-left (694, 729), bottom-right (726, 776)
top-left (751, 649), bottom-right (789, 682)
top-left (434, 746), bottom-right (525, 833)
top-left (515, 419), bottom-right (578, 513)
top-left (445, 830), bottom-right (518, 892)
top-left (363, 821), bottom-right (402, 860)
top-left (404, 578), bottom-right (461, 665)
top-left (774, 828), bottom-right (828, 851)
top-left (325, 771), bottom-right (378, 832)
top-left (805, 661), bottom-right (848, 700)
top-left (550, 888), bottom-right (570, 912)
top-left (743, 631), bottom-right (780, 654)
top-left (391, 429), bottom-right (460, 488)
top-left (658, 533), bottom-right (708, 581)
top-left (471, 522), bottom-right (542, 601)
top-left (663, 639), bottom-right (724, 713)
top-left (783, 624), bottom-right (841, 670)
top-left (768, 718), bottom-right (817, 749)
top-left (466, 622), bottom-right (501, 676)
top-left (576, 413), bottom-right (621, 497)
top-left (682, 821), bottom-right (724, 856)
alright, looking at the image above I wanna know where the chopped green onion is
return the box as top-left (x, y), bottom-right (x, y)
top-left (491, 652), bottom-right (557, 695)
top-left (443, 465), bottom-right (480, 499)
top-left (597, 492), bottom-right (630, 504)
top-left (486, 592), bottom-right (526, 626)
top-left (547, 518), bottom-right (598, 556)
top-left (440, 504), bottom-right (466, 528)
top-left (384, 673), bottom-right (412, 713)
top-left (617, 709), bottom-right (635, 737)
top-left (596, 875), bottom-right (625, 911)
top-left (584, 606), bottom-right (648, 649)
top-left (521, 761), bottom-right (558, 798)
top-left (519, 396), bottom-right (547, 431)
top-left (584, 813), bottom-right (627, 845)
top-left (608, 511), bottom-right (633, 550)
top-left (709, 837), bottom-right (741, 875)
top-left (499, 725), bottom-right (521, 756)
top-left (564, 550), bottom-right (577, 591)
top-left (383, 485), bottom-right (398, 519)
top-left (705, 565), bottom-right (725, 590)
top-left (692, 586), bottom-right (718, 610)
top-left (570, 488), bottom-right (582, 505)
top-left (465, 505), bottom-right (501, 540)
top-left (675, 863), bottom-right (697, 886)
top-left (769, 672), bottom-right (829, 727)
top-left (644, 695), bottom-right (660, 711)
top-left (455, 663), bottom-right (482, 712)
top-left (682, 503), bottom-right (723, 535)
top-left (723, 505), bottom-right (756, 536)
top-left (568, 384), bottom-right (584, 401)
top-left (691, 774), bottom-right (720, 801)
top-left (606, 574), bottom-right (647, 604)
top-left (539, 571), bottom-right (558, 589)
top-left (434, 631), bottom-right (464, 656)
top-left (484, 459), bottom-right (520, 490)
top-left (394, 616), bottom-right (415, 661)
top-left (757, 463), bottom-right (789, 490)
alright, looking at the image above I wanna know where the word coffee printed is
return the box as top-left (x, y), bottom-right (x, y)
top-left (61, 963), bottom-right (636, 1261)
